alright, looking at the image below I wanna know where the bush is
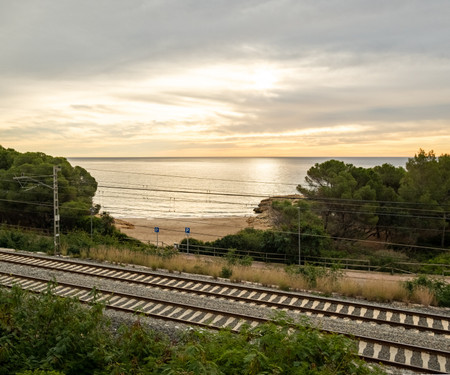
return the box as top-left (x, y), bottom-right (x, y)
top-left (0, 285), bottom-right (384, 375)
top-left (16, 371), bottom-right (65, 375)
top-left (239, 255), bottom-right (253, 267)
top-left (0, 227), bottom-right (53, 253)
top-left (0, 284), bottom-right (110, 375)
top-left (162, 313), bottom-right (383, 375)
top-left (421, 253), bottom-right (450, 275)
top-left (220, 266), bottom-right (233, 278)
top-left (225, 248), bottom-right (238, 265)
top-left (404, 275), bottom-right (450, 307)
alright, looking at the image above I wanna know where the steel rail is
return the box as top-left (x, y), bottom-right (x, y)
top-left (0, 249), bottom-right (448, 337)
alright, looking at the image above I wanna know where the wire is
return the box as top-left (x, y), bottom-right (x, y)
top-left (305, 195), bottom-right (450, 210)
top-left (97, 192), bottom-right (259, 207)
top-left (111, 218), bottom-right (450, 252)
top-left (0, 195), bottom-right (447, 253)
top-left (97, 183), bottom-right (271, 199)
top-left (85, 167), bottom-right (299, 187)
top-left (0, 198), bottom-right (53, 208)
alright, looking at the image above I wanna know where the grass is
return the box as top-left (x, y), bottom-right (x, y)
top-left (73, 246), bottom-right (445, 307)
top-left (337, 279), bottom-right (409, 303)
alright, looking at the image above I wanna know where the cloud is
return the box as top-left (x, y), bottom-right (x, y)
top-left (0, 0), bottom-right (449, 156)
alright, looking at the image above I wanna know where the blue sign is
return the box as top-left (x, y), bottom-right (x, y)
top-left (154, 227), bottom-right (159, 233)
top-left (185, 227), bottom-right (190, 234)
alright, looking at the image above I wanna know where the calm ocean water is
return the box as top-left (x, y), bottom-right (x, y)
top-left (68, 157), bottom-right (408, 219)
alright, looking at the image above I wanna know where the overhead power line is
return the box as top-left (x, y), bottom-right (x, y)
top-left (86, 167), bottom-right (299, 187)
top-left (97, 184), bottom-right (270, 199)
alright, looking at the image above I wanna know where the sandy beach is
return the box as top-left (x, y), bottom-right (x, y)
top-left (114, 196), bottom-right (300, 246)
top-left (115, 216), bottom-right (272, 246)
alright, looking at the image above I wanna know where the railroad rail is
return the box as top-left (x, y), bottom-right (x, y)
top-left (0, 249), bottom-right (449, 373)
top-left (0, 249), bottom-right (448, 337)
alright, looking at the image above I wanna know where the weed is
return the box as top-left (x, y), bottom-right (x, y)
top-left (220, 266), bottom-right (233, 278)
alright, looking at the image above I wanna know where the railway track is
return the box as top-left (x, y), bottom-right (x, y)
top-left (0, 248), bottom-right (449, 373)
top-left (1, 249), bottom-right (448, 336)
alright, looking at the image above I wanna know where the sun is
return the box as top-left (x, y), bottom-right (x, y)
top-left (251, 66), bottom-right (278, 90)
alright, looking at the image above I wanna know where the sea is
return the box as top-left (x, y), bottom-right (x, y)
top-left (68, 157), bottom-right (409, 219)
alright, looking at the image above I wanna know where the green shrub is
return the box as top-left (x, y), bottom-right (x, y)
top-left (16, 370), bottom-right (65, 375)
top-left (0, 285), bottom-right (384, 375)
top-left (225, 248), bottom-right (238, 265)
top-left (161, 313), bottom-right (383, 375)
top-left (0, 227), bottom-right (53, 254)
top-left (239, 255), bottom-right (253, 267)
top-left (220, 266), bottom-right (233, 278)
top-left (404, 275), bottom-right (450, 307)
top-left (0, 284), bottom-right (110, 375)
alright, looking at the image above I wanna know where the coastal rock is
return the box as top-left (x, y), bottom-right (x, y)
top-left (251, 195), bottom-right (302, 226)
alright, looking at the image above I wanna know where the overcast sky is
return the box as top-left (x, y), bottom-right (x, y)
top-left (1, 0), bottom-right (449, 157)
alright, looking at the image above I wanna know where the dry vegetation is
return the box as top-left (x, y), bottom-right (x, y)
top-left (76, 246), bottom-right (441, 306)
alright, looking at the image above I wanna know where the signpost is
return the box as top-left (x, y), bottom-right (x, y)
top-left (154, 227), bottom-right (159, 247)
top-left (185, 227), bottom-right (190, 253)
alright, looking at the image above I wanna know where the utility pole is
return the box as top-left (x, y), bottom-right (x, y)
top-left (90, 206), bottom-right (95, 239)
top-left (14, 165), bottom-right (61, 255)
top-left (53, 166), bottom-right (61, 255)
top-left (298, 206), bottom-right (301, 266)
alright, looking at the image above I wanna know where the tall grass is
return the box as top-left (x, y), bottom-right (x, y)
top-left (337, 279), bottom-right (409, 303)
top-left (77, 246), bottom-right (445, 306)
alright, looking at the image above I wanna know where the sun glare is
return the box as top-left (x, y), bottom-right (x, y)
top-left (251, 66), bottom-right (278, 90)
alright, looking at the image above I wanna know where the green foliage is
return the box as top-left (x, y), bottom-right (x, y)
top-left (0, 286), bottom-right (383, 374)
top-left (0, 284), bottom-right (110, 375)
top-left (297, 149), bottom-right (450, 263)
top-left (0, 226), bottom-right (53, 253)
top-left (404, 275), bottom-right (450, 307)
top-left (421, 253), bottom-right (450, 275)
top-left (160, 313), bottom-right (382, 375)
top-left (0, 220), bottom-right (154, 257)
top-left (211, 228), bottom-right (265, 252)
top-left (0, 146), bottom-right (97, 232)
top-left (205, 201), bottom-right (331, 263)
top-left (106, 320), bottom-right (170, 374)
top-left (220, 266), bottom-right (233, 278)
top-left (15, 370), bottom-right (65, 375)
top-left (225, 248), bottom-right (238, 265)
top-left (239, 255), bottom-right (253, 266)
top-left (225, 248), bottom-right (253, 266)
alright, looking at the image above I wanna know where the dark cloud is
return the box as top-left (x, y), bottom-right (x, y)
top-left (1, 0), bottom-right (449, 78)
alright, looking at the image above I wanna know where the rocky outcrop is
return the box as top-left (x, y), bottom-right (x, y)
top-left (249, 194), bottom-right (302, 227)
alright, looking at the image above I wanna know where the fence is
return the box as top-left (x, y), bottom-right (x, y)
top-left (176, 243), bottom-right (450, 276)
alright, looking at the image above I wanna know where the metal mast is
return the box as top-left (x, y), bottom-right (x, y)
top-left (14, 165), bottom-right (61, 255)
top-left (53, 165), bottom-right (61, 254)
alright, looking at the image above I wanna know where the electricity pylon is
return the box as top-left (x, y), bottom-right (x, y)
top-left (14, 165), bottom-right (62, 255)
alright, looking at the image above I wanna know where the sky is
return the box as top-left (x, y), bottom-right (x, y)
top-left (1, 0), bottom-right (449, 158)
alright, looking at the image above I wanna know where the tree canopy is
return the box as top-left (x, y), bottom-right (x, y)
top-left (0, 146), bottom-right (98, 231)
top-left (297, 149), bottom-right (450, 253)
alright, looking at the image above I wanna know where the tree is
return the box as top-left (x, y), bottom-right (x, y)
top-left (297, 160), bottom-right (380, 238)
top-left (399, 149), bottom-right (450, 248)
top-left (371, 164), bottom-right (405, 241)
top-left (0, 146), bottom-right (98, 231)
